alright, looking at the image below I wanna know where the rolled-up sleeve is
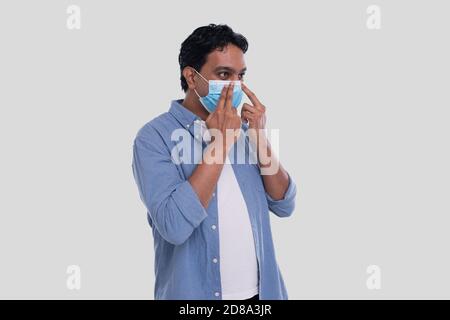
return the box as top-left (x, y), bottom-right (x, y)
top-left (266, 173), bottom-right (297, 218)
top-left (132, 125), bottom-right (208, 245)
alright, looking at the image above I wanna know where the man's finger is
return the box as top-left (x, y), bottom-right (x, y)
top-left (242, 110), bottom-right (255, 120)
top-left (241, 82), bottom-right (261, 107)
top-left (242, 103), bottom-right (256, 114)
top-left (225, 82), bottom-right (234, 111)
top-left (216, 85), bottom-right (228, 111)
top-left (240, 111), bottom-right (248, 123)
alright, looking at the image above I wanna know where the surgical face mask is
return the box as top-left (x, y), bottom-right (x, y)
top-left (192, 69), bottom-right (243, 113)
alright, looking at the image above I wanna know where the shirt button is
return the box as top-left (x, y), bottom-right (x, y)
top-left (211, 225), bottom-right (217, 230)
top-left (195, 134), bottom-right (200, 139)
top-left (213, 258), bottom-right (218, 263)
top-left (186, 124), bottom-right (190, 128)
top-left (212, 192), bottom-right (216, 197)
top-left (214, 292), bottom-right (220, 297)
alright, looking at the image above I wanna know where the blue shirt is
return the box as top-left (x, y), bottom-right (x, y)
top-left (132, 99), bottom-right (297, 300)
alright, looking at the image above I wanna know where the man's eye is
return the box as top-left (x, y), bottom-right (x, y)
top-left (218, 72), bottom-right (229, 79)
top-left (239, 73), bottom-right (245, 80)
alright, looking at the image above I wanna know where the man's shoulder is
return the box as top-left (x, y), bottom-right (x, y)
top-left (133, 112), bottom-right (177, 153)
top-left (136, 111), bottom-right (177, 140)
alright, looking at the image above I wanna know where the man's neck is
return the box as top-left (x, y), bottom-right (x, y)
top-left (181, 90), bottom-right (209, 121)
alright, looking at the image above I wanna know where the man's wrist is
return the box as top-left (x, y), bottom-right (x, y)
top-left (204, 139), bottom-right (229, 164)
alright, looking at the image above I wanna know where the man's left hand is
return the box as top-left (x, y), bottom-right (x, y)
top-left (240, 83), bottom-right (267, 132)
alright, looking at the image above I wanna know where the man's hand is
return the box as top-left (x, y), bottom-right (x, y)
top-left (241, 83), bottom-right (267, 148)
top-left (241, 83), bottom-right (267, 131)
top-left (189, 83), bottom-right (241, 208)
top-left (240, 83), bottom-right (290, 200)
top-left (205, 83), bottom-right (242, 156)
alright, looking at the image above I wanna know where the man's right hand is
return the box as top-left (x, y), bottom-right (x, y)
top-left (205, 83), bottom-right (242, 156)
top-left (189, 83), bottom-right (241, 208)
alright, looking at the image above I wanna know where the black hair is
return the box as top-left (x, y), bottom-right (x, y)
top-left (178, 24), bottom-right (249, 92)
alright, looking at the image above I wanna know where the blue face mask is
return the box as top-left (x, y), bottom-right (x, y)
top-left (193, 69), bottom-right (243, 113)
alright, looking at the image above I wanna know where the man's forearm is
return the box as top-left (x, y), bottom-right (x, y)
top-left (257, 137), bottom-right (290, 201)
top-left (188, 140), bottom-right (227, 208)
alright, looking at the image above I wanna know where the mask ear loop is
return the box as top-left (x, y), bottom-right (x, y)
top-left (191, 67), bottom-right (209, 99)
top-left (192, 68), bottom-right (209, 83)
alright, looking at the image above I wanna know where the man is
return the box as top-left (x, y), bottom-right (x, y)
top-left (132, 24), bottom-right (297, 300)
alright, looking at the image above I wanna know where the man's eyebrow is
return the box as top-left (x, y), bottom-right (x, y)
top-left (214, 66), bottom-right (247, 73)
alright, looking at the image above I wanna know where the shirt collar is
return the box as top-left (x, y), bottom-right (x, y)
top-left (168, 99), bottom-right (201, 130)
top-left (169, 99), bottom-right (210, 143)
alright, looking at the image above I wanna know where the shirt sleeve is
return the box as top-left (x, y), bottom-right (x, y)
top-left (132, 125), bottom-right (208, 245)
top-left (265, 173), bottom-right (297, 218)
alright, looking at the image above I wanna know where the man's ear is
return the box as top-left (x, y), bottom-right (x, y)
top-left (182, 67), bottom-right (196, 90)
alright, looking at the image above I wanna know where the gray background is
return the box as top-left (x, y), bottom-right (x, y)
top-left (0, 0), bottom-right (449, 299)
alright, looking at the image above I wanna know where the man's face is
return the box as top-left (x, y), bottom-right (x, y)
top-left (194, 44), bottom-right (247, 97)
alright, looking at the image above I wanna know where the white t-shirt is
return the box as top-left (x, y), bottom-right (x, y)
top-left (198, 119), bottom-right (259, 299)
top-left (217, 156), bottom-right (259, 299)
